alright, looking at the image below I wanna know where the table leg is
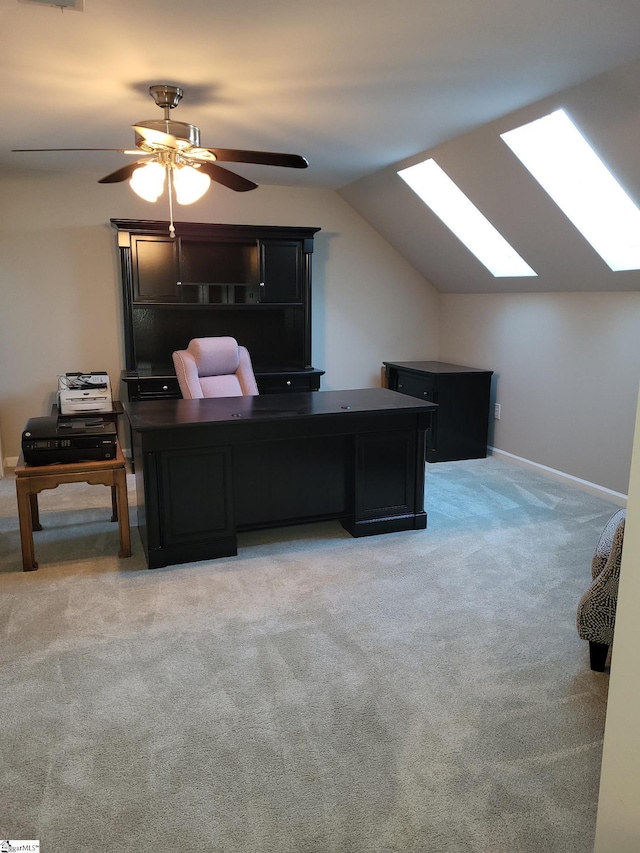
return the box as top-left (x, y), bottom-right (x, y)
top-left (110, 484), bottom-right (118, 522)
top-left (114, 467), bottom-right (131, 558)
top-left (16, 479), bottom-right (38, 571)
top-left (29, 493), bottom-right (42, 531)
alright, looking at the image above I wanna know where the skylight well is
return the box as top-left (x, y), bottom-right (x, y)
top-left (501, 109), bottom-right (640, 272)
top-left (398, 159), bottom-right (537, 277)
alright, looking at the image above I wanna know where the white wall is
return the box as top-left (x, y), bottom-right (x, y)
top-left (439, 292), bottom-right (640, 496)
top-left (594, 384), bottom-right (640, 851)
top-left (0, 168), bottom-right (440, 462)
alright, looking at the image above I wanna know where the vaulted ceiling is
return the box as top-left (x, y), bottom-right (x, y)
top-left (4, 0), bottom-right (640, 292)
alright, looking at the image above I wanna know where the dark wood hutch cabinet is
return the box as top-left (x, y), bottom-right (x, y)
top-left (111, 219), bottom-right (324, 401)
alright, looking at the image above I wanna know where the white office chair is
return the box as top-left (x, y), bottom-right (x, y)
top-left (172, 337), bottom-right (259, 399)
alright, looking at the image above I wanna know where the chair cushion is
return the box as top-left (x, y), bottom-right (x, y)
top-left (199, 375), bottom-right (244, 398)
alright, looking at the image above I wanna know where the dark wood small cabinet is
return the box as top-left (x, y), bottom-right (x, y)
top-left (383, 360), bottom-right (493, 462)
top-left (112, 219), bottom-right (323, 401)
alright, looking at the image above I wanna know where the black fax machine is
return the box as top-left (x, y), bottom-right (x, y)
top-left (22, 416), bottom-right (117, 466)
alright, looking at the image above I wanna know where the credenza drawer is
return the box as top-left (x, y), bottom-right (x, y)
top-left (395, 372), bottom-right (435, 402)
top-left (257, 374), bottom-right (322, 394)
top-left (122, 370), bottom-right (323, 400)
top-left (124, 376), bottom-right (182, 400)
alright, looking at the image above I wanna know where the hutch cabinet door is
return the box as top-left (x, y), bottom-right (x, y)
top-left (131, 235), bottom-right (179, 301)
top-left (259, 239), bottom-right (303, 303)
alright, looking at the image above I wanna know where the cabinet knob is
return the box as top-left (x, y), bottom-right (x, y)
top-left (259, 281), bottom-right (265, 288)
top-left (398, 383), bottom-right (404, 389)
top-left (162, 385), bottom-right (168, 391)
top-left (286, 380), bottom-right (291, 386)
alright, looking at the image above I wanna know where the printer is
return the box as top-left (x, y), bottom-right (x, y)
top-left (22, 416), bottom-right (118, 465)
top-left (58, 372), bottom-right (113, 415)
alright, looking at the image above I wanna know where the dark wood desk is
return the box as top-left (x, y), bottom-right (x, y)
top-left (124, 388), bottom-right (437, 569)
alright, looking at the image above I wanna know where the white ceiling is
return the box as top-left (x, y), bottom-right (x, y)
top-left (3, 0), bottom-right (640, 190)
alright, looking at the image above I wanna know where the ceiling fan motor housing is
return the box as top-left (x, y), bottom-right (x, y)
top-left (134, 120), bottom-right (201, 149)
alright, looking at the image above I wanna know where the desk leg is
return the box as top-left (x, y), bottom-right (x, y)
top-left (114, 467), bottom-right (132, 558)
top-left (16, 480), bottom-right (38, 571)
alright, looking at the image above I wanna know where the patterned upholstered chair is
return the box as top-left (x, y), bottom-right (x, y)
top-left (576, 508), bottom-right (626, 671)
top-left (172, 336), bottom-right (259, 399)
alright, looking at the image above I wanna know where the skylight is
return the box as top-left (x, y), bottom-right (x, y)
top-left (398, 159), bottom-right (537, 277)
top-left (501, 109), bottom-right (640, 272)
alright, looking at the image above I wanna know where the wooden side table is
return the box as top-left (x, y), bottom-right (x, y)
top-left (15, 446), bottom-right (132, 571)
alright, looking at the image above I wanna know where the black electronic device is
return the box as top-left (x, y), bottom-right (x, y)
top-left (21, 416), bottom-right (118, 465)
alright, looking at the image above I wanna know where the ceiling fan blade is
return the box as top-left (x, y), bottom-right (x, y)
top-left (196, 162), bottom-right (258, 192)
top-left (12, 147), bottom-right (137, 153)
top-left (204, 148), bottom-right (308, 169)
top-left (98, 160), bottom-right (150, 184)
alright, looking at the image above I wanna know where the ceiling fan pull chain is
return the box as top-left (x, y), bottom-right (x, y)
top-left (167, 166), bottom-right (176, 238)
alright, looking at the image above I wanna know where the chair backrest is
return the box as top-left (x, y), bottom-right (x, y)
top-left (577, 508), bottom-right (626, 647)
top-left (172, 337), bottom-right (259, 399)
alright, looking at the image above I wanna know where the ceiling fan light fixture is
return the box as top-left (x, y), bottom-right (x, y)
top-left (173, 164), bottom-right (211, 205)
top-left (13, 83), bottom-right (307, 235)
top-left (129, 161), bottom-right (166, 202)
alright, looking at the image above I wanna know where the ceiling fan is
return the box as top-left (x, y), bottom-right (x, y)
top-left (13, 84), bottom-right (309, 233)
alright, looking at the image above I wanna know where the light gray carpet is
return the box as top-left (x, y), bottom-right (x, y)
top-left (0, 456), bottom-right (615, 853)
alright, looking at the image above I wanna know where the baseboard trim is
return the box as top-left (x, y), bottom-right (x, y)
top-left (489, 447), bottom-right (627, 507)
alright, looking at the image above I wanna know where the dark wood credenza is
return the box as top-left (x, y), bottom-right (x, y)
top-left (124, 388), bottom-right (436, 569)
top-left (383, 361), bottom-right (493, 462)
top-left (111, 219), bottom-right (324, 401)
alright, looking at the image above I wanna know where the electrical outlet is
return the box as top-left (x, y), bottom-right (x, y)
top-left (494, 403), bottom-right (501, 420)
